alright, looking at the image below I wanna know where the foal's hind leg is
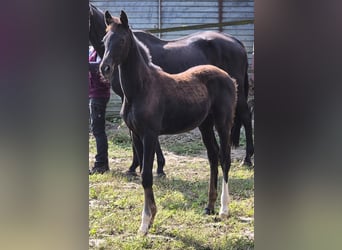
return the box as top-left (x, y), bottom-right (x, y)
top-left (215, 122), bottom-right (233, 219)
top-left (199, 117), bottom-right (219, 215)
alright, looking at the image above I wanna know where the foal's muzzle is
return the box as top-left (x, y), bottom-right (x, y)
top-left (100, 63), bottom-right (112, 79)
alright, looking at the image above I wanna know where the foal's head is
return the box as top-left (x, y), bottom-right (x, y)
top-left (100, 10), bottom-right (132, 79)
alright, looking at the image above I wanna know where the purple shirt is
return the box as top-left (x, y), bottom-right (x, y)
top-left (89, 50), bottom-right (110, 98)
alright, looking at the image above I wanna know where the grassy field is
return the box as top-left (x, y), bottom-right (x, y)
top-left (89, 119), bottom-right (254, 249)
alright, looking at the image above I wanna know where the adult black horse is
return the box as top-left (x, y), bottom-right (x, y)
top-left (89, 4), bottom-right (254, 169)
top-left (100, 10), bottom-right (237, 235)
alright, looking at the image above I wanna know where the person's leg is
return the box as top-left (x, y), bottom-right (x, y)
top-left (89, 97), bottom-right (110, 174)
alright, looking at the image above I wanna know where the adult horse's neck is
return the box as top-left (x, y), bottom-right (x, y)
top-left (119, 34), bottom-right (153, 103)
top-left (133, 30), bottom-right (167, 47)
top-left (89, 6), bottom-right (106, 58)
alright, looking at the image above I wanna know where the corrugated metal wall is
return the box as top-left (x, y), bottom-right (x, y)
top-left (160, 0), bottom-right (219, 36)
top-left (90, 0), bottom-right (254, 61)
top-left (91, 0), bottom-right (160, 30)
top-left (221, 1), bottom-right (254, 65)
top-left (90, 0), bottom-right (254, 118)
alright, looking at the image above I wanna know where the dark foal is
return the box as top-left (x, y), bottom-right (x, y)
top-left (89, 4), bottom-right (254, 170)
top-left (100, 11), bottom-right (237, 235)
top-left (89, 3), bottom-right (166, 176)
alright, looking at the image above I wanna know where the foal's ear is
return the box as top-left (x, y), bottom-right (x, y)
top-left (120, 10), bottom-right (129, 28)
top-left (104, 11), bottom-right (113, 26)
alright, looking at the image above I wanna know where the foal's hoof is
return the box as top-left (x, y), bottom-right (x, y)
top-left (219, 212), bottom-right (229, 219)
top-left (138, 220), bottom-right (153, 236)
top-left (204, 207), bottom-right (215, 215)
top-left (138, 228), bottom-right (148, 236)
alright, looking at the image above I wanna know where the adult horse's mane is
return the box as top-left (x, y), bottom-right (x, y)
top-left (89, 3), bottom-right (106, 57)
top-left (133, 36), bottom-right (162, 71)
top-left (134, 38), bottom-right (160, 70)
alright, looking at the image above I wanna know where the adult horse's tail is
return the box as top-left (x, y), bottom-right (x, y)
top-left (231, 60), bottom-right (249, 147)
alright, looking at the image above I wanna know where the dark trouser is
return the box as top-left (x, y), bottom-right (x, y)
top-left (89, 97), bottom-right (109, 168)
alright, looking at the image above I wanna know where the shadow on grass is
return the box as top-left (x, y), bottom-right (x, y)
top-left (102, 165), bottom-right (253, 249)
top-left (162, 232), bottom-right (213, 250)
top-left (156, 176), bottom-right (253, 212)
top-left (110, 167), bottom-right (253, 213)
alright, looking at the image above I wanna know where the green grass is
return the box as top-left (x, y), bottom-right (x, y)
top-left (89, 120), bottom-right (254, 249)
top-left (164, 140), bottom-right (205, 156)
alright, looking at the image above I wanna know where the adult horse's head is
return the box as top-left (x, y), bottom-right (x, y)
top-left (88, 4), bottom-right (92, 29)
top-left (100, 10), bottom-right (131, 79)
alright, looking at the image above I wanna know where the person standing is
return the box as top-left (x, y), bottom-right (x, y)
top-left (89, 46), bottom-right (111, 174)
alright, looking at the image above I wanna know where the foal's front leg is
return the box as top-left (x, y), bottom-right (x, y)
top-left (139, 132), bottom-right (158, 235)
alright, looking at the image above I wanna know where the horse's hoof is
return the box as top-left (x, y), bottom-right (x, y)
top-left (239, 159), bottom-right (253, 168)
top-left (138, 220), bottom-right (152, 236)
top-left (125, 170), bottom-right (138, 176)
top-left (204, 207), bottom-right (215, 215)
top-left (156, 172), bottom-right (166, 178)
top-left (243, 161), bottom-right (254, 168)
top-left (138, 228), bottom-right (148, 236)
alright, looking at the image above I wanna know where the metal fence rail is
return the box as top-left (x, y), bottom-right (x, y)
top-left (146, 19), bottom-right (254, 34)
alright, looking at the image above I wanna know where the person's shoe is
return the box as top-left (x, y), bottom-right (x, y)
top-left (89, 166), bottom-right (109, 175)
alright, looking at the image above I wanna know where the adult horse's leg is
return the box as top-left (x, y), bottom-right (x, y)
top-left (130, 153), bottom-right (140, 174)
top-left (155, 141), bottom-right (166, 177)
top-left (242, 70), bottom-right (254, 167)
top-left (127, 139), bottom-right (166, 177)
top-left (233, 72), bottom-right (254, 167)
top-left (139, 131), bottom-right (158, 235)
top-left (238, 99), bottom-right (254, 166)
top-left (231, 116), bottom-right (242, 147)
top-left (127, 131), bottom-right (142, 176)
top-left (199, 117), bottom-right (219, 215)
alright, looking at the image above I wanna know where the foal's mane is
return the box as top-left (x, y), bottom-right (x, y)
top-left (130, 28), bottom-right (162, 71)
top-left (106, 15), bottom-right (162, 71)
top-left (134, 35), bottom-right (153, 65)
